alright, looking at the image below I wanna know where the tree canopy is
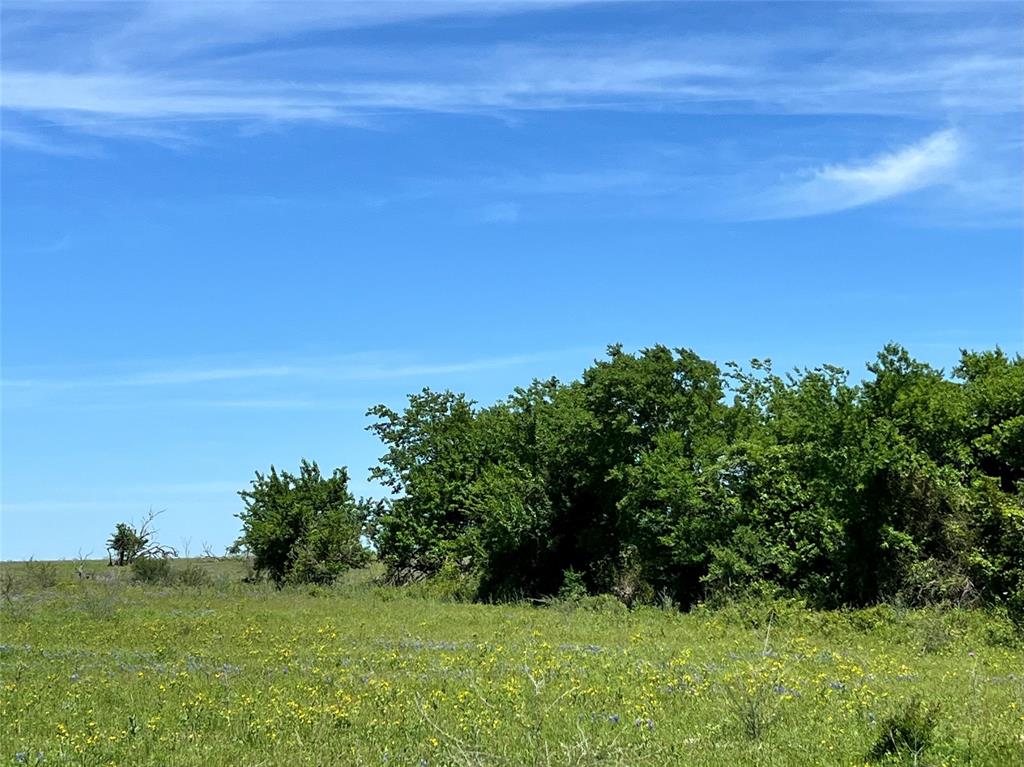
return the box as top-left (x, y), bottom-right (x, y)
top-left (366, 344), bottom-right (1024, 612)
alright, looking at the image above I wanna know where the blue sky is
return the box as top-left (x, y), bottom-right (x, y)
top-left (2, 1), bottom-right (1021, 560)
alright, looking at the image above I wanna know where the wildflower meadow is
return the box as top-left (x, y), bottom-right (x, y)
top-left (1, 561), bottom-right (1022, 766)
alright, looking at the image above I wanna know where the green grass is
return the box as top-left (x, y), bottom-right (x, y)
top-left (1, 563), bottom-right (1022, 766)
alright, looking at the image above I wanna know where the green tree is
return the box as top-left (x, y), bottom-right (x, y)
top-left (956, 348), bottom-right (1024, 491)
top-left (596, 346), bottom-right (729, 603)
top-left (107, 522), bottom-right (146, 567)
top-left (705, 363), bottom-right (854, 605)
top-left (469, 379), bottom-right (570, 599)
top-left (367, 390), bottom-right (485, 580)
top-left (236, 460), bottom-right (369, 585)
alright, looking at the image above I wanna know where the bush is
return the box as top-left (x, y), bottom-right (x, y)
top-left (723, 674), bottom-right (780, 741)
top-left (558, 568), bottom-right (589, 603)
top-left (174, 563), bottom-right (213, 588)
top-left (868, 695), bottom-right (940, 762)
top-left (236, 460), bottom-right (370, 586)
top-left (404, 561), bottom-right (480, 603)
top-left (916, 608), bottom-right (955, 654)
top-left (24, 558), bottom-right (59, 589)
top-left (131, 557), bottom-right (173, 584)
top-left (573, 593), bottom-right (629, 613)
top-left (982, 608), bottom-right (1022, 648)
top-left (846, 604), bottom-right (899, 633)
top-left (130, 556), bottom-right (216, 587)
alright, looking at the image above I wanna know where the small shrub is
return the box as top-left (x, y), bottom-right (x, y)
top-left (131, 557), bottom-right (173, 585)
top-left (703, 578), bottom-right (782, 612)
top-left (406, 561), bottom-right (480, 603)
top-left (0, 570), bottom-right (26, 620)
top-left (558, 568), bottom-right (589, 603)
top-left (982, 607), bottom-right (1023, 648)
top-left (175, 563), bottom-right (213, 588)
top-left (1, 570), bottom-right (17, 601)
top-left (24, 558), bottom-right (59, 589)
top-left (611, 546), bottom-right (654, 606)
top-left (723, 677), bottom-right (779, 741)
top-left (708, 594), bottom-right (806, 634)
top-left (868, 695), bottom-right (940, 762)
top-left (76, 582), bottom-right (125, 620)
top-left (575, 593), bottom-right (629, 613)
top-left (918, 609), bottom-right (954, 654)
top-left (656, 589), bottom-right (678, 611)
top-left (847, 604), bottom-right (899, 632)
top-left (897, 558), bottom-right (975, 607)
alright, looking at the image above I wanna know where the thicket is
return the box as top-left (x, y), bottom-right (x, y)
top-left (365, 343), bottom-right (1024, 611)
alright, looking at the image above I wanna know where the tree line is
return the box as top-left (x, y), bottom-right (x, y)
top-left (235, 343), bottom-right (1023, 614)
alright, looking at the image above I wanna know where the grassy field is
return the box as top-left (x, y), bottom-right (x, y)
top-left (1, 561), bottom-right (1022, 766)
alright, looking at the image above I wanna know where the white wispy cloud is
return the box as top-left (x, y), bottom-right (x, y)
top-left (1, 4), bottom-right (1021, 145)
top-left (0, 125), bottom-right (104, 157)
top-left (4, 46), bottom-right (1019, 129)
top-left (2, 364), bottom-right (296, 390)
top-left (111, 1), bottom-right (584, 59)
top-left (741, 129), bottom-right (963, 220)
top-left (1, 2), bottom-right (1019, 225)
top-left (1, 351), bottom-right (567, 392)
top-left (1, 72), bottom-right (342, 123)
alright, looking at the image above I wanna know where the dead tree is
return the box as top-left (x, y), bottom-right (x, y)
top-left (106, 509), bottom-right (177, 566)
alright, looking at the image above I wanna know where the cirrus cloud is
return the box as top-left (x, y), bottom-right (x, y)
top-left (742, 129), bottom-right (963, 220)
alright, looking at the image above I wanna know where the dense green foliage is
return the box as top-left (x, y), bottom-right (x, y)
top-left (235, 460), bottom-right (370, 585)
top-left (368, 344), bottom-right (1024, 609)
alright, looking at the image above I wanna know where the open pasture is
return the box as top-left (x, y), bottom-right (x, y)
top-left (1, 568), bottom-right (1022, 766)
